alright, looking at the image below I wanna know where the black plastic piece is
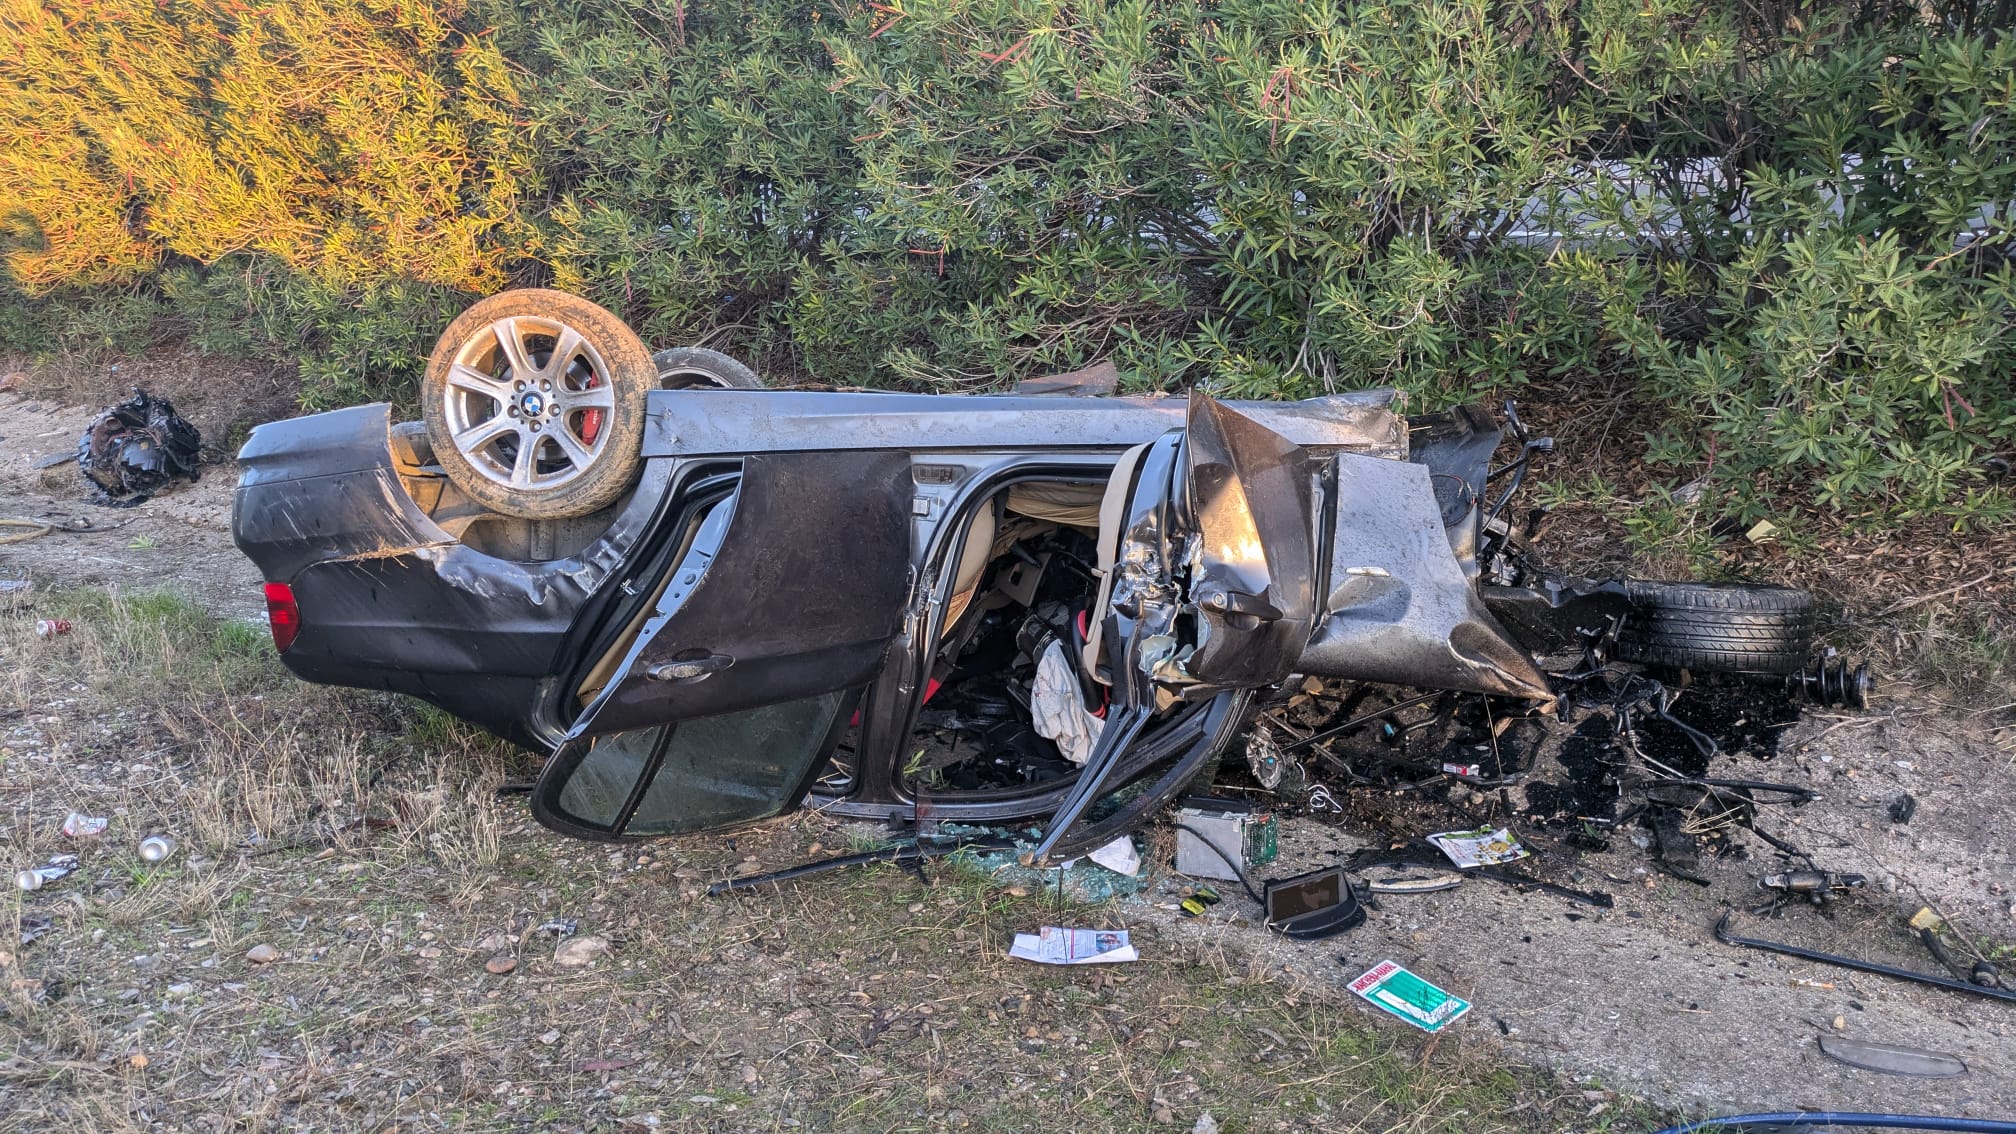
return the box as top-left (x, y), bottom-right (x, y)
top-left (1263, 867), bottom-right (1366, 939)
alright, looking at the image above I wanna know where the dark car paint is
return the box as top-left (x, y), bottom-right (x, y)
top-left (233, 387), bottom-right (1548, 845)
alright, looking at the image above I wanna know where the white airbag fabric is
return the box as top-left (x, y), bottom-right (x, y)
top-left (1033, 641), bottom-right (1104, 765)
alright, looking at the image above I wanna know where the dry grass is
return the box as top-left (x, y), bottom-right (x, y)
top-left (1, 587), bottom-right (1659, 1132)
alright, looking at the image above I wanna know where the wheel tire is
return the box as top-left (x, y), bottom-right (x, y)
top-left (422, 289), bottom-right (654, 520)
top-left (1614, 581), bottom-right (1814, 676)
top-left (652, 346), bottom-right (763, 389)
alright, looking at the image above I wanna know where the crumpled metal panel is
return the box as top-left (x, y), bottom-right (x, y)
top-left (1177, 394), bottom-right (1316, 690)
top-left (1298, 454), bottom-right (1551, 699)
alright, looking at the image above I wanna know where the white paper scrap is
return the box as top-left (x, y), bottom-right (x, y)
top-left (1009, 926), bottom-right (1138, 965)
top-left (1426, 826), bottom-right (1530, 869)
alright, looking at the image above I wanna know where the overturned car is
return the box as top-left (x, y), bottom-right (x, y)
top-left (233, 289), bottom-right (1835, 861)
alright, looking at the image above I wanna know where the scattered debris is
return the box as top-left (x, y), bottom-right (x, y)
top-left (707, 836), bottom-right (1017, 896)
top-left (1757, 870), bottom-right (1866, 909)
top-left (527, 918), bottom-right (579, 939)
top-left (77, 388), bottom-right (201, 507)
top-left (554, 934), bottom-right (611, 967)
top-left (16, 914), bottom-right (55, 948)
top-left (1888, 793), bottom-right (1917, 825)
top-left (34, 618), bottom-right (72, 640)
top-left (1179, 886), bottom-right (1223, 917)
top-left (1173, 800), bottom-right (1276, 882)
top-left (138, 834), bottom-right (176, 864)
top-left (1714, 912), bottom-right (2016, 1005)
top-left (1009, 927), bottom-right (1137, 965)
top-left (245, 944), bottom-right (282, 964)
top-left (1347, 960), bottom-right (1471, 1033)
top-left (1427, 826), bottom-right (1531, 869)
top-left (1263, 867), bottom-right (1366, 938)
top-left (14, 854), bottom-right (79, 892)
top-left (1816, 1035), bottom-right (1967, 1078)
top-left (60, 812), bottom-right (108, 838)
top-left (1085, 835), bottom-right (1140, 877)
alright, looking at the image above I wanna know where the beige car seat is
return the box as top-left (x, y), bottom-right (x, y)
top-left (939, 502), bottom-right (998, 636)
top-left (1079, 441), bottom-right (1156, 684)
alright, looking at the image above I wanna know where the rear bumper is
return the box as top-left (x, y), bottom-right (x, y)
top-left (232, 404), bottom-right (670, 749)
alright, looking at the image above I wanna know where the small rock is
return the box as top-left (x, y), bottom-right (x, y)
top-left (907, 902), bottom-right (925, 914)
top-left (554, 934), bottom-right (610, 967)
top-left (474, 932), bottom-right (513, 953)
top-left (1005, 885), bottom-right (1032, 898)
top-left (485, 955), bottom-right (518, 975)
top-left (1833, 1015), bottom-right (1846, 1030)
top-left (740, 1064), bottom-right (759, 1086)
top-left (245, 944), bottom-right (281, 964)
top-left (1192, 1114), bottom-right (1219, 1134)
top-left (539, 1029), bottom-right (561, 1045)
top-left (128, 1053), bottom-right (148, 1069)
top-left (417, 946), bottom-right (442, 959)
top-left (1153, 1108), bottom-right (1175, 1124)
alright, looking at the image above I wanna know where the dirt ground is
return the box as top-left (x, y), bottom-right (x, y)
top-left (5, 378), bottom-right (2016, 1128)
top-left (1, 374), bottom-right (274, 621)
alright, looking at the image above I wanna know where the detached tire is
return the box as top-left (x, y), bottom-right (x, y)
top-left (422, 289), bottom-right (654, 520)
top-left (1615, 581), bottom-right (1814, 676)
top-left (653, 346), bottom-right (763, 389)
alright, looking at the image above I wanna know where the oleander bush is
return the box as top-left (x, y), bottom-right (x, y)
top-left (0, 0), bottom-right (2010, 524)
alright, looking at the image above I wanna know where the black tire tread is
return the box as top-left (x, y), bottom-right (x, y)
top-left (652, 346), bottom-right (763, 389)
top-left (1616, 581), bottom-right (1813, 676)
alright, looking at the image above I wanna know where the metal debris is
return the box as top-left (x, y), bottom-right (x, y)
top-left (77, 388), bottom-right (201, 506)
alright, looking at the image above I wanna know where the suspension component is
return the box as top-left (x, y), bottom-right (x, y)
top-left (1789, 650), bottom-right (1873, 709)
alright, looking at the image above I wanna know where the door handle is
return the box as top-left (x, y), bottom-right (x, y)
top-left (645, 653), bottom-right (734, 683)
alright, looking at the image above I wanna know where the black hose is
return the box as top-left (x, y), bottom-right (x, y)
top-left (1653, 1114), bottom-right (2016, 1134)
top-left (707, 837), bottom-right (1017, 895)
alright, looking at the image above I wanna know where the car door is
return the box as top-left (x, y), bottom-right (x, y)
top-left (531, 449), bottom-right (914, 839)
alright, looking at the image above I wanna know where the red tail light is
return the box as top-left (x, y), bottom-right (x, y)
top-left (263, 582), bottom-right (300, 652)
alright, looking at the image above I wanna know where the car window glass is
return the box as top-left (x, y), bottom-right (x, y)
top-left (624, 691), bottom-right (847, 836)
top-left (555, 727), bottom-right (661, 830)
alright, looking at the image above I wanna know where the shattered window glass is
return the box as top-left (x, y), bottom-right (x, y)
top-left (554, 691), bottom-right (847, 836)
top-left (625, 691), bottom-right (846, 836)
top-left (556, 728), bottom-right (660, 829)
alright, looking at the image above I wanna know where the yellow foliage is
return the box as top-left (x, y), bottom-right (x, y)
top-left (0, 0), bottom-right (529, 293)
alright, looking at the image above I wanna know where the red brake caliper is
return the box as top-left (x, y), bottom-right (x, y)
top-left (578, 368), bottom-right (603, 445)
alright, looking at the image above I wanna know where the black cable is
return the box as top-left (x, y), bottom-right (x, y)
top-left (1171, 821), bottom-right (1264, 903)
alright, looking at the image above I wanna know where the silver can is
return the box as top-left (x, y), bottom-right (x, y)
top-left (138, 835), bottom-right (177, 864)
top-left (15, 854), bottom-right (79, 891)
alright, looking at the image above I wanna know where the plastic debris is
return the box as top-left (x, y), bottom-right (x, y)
top-left (35, 619), bottom-right (72, 641)
top-left (1009, 927), bottom-right (1137, 965)
top-left (1348, 960), bottom-right (1471, 1033)
top-left (14, 854), bottom-right (79, 892)
top-left (77, 388), bottom-right (201, 507)
top-left (60, 813), bottom-right (109, 838)
top-left (1817, 1035), bottom-right (1966, 1078)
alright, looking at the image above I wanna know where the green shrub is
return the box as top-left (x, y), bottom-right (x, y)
top-left (1, 0), bottom-right (2010, 526)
